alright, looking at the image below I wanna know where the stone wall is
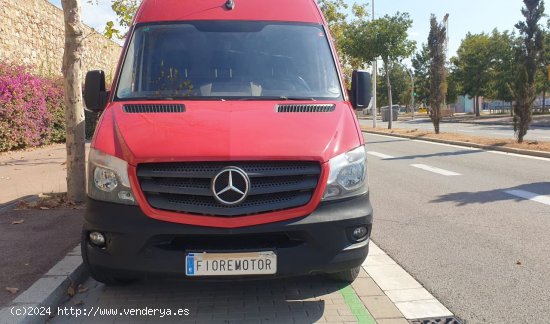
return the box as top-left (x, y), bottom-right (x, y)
top-left (0, 0), bottom-right (121, 78)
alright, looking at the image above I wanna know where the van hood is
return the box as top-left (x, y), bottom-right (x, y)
top-left (94, 101), bottom-right (362, 165)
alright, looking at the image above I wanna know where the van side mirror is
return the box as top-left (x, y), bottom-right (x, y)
top-left (350, 70), bottom-right (372, 109)
top-left (84, 70), bottom-right (109, 111)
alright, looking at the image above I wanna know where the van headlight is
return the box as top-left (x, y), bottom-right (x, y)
top-left (322, 146), bottom-right (368, 201)
top-left (88, 148), bottom-right (136, 205)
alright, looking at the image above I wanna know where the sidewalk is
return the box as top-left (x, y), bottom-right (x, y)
top-left (0, 144), bottom-right (68, 207)
top-left (0, 144), bottom-right (85, 308)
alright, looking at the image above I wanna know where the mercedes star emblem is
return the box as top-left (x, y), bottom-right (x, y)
top-left (211, 167), bottom-right (251, 206)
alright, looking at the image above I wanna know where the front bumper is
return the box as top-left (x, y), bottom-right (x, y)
top-left (83, 194), bottom-right (373, 278)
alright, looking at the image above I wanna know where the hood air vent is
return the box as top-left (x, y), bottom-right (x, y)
top-left (123, 104), bottom-right (185, 113)
top-left (276, 104), bottom-right (335, 113)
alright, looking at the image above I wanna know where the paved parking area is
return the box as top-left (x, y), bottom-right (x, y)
top-left (0, 239), bottom-right (454, 324)
top-left (46, 242), bottom-right (454, 324)
top-left (51, 267), bottom-right (407, 324)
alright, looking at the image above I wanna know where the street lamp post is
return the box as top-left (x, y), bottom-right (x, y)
top-left (410, 69), bottom-right (415, 120)
top-left (372, 0), bottom-right (377, 128)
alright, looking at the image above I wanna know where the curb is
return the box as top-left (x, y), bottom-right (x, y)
top-left (0, 245), bottom-right (87, 324)
top-left (363, 242), bottom-right (455, 321)
top-left (0, 196), bottom-right (40, 215)
top-left (362, 129), bottom-right (550, 159)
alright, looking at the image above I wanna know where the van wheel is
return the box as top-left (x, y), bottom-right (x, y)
top-left (81, 231), bottom-right (136, 286)
top-left (329, 265), bottom-right (361, 283)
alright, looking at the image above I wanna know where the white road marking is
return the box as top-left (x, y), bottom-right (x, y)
top-left (367, 151), bottom-right (395, 159)
top-left (504, 190), bottom-right (550, 206)
top-left (411, 164), bottom-right (461, 176)
top-left (488, 150), bottom-right (550, 162)
top-left (364, 242), bottom-right (453, 319)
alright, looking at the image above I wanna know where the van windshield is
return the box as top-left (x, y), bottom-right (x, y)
top-left (116, 21), bottom-right (342, 100)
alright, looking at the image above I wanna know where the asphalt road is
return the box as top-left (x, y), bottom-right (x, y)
top-left (359, 117), bottom-right (550, 142)
top-left (364, 132), bottom-right (550, 323)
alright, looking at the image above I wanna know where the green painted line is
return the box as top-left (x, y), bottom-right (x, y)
top-left (340, 285), bottom-right (377, 324)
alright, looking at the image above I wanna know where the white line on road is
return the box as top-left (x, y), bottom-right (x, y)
top-left (411, 164), bottom-right (461, 176)
top-left (367, 151), bottom-right (395, 159)
top-left (488, 150), bottom-right (550, 162)
top-left (504, 189), bottom-right (550, 206)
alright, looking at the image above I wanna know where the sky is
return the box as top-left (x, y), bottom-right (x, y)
top-left (48, 0), bottom-right (525, 57)
top-left (368, 0), bottom-right (524, 58)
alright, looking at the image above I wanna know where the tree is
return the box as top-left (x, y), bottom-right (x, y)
top-left (427, 14), bottom-right (447, 134)
top-left (102, 0), bottom-right (140, 39)
top-left (318, 1), bottom-right (369, 85)
top-left (412, 44), bottom-right (430, 106)
top-left (452, 33), bottom-right (493, 116)
top-left (487, 30), bottom-right (516, 107)
top-left (61, 0), bottom-right (86, 202)
top-left (536, 27), bottom-right (550, 113)
top-left (447, 68), bottom-right (460, 105)
top-left (377, 62), bottom-right (410, 108)
top-left (345, 12), bottom-right (416, 128)
top-left (512, 0), bottom-right (545, 143)
top-left (318, 0), bottom-right (349, 49)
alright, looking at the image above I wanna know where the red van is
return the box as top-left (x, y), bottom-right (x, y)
top-left (83, 0), bottom-right (372, 285)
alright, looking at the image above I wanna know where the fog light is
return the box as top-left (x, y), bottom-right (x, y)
top-left (89, 232), bottom-right (106, 247)
top-left (118, 190), bottom-right (135, 202)
top-left (352, 226), bottom-right (368, 241)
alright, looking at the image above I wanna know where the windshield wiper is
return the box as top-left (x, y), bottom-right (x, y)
top-left (119, 96), bottom-right (318, 101)
top-left (118, 96), bottom-right (227, 101)
top-left (238, 96), bottom-right (316, 101)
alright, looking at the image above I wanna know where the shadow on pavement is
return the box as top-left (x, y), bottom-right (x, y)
top-left (430, 182), bottom-right (550, 207)
top-left (385, 149), bottom-right (483, 161)
top-left (57, 276), bottom-right (349, 323)
top-left (365, 139), bottom-right (408, 144)
top-left (0, 157), bottom-right (65, 167)
top-left (0, 195), bottom-right (38, 213)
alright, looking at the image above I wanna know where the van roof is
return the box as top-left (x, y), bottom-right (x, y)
top-left (135, 0), bottom-right (325, 25)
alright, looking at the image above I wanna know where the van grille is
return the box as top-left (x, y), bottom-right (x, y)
top-left (123, 104), bottom-right (185, 113)
top-left (136, 161), bottom-right (321, 217)
top-left (276, 104), bottom-right (335, 113)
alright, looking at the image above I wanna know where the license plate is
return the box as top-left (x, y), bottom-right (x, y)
top-left (185, 251), bottom-right (277, 276)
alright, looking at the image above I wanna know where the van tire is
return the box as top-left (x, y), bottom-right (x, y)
top-left (81, 231), bottom-right (137, 286)
top-left (329, 265), bottom-right (361, 283)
